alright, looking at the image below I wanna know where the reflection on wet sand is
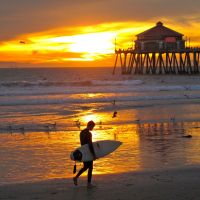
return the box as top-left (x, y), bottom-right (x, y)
top-left (0, 120), bottom-right (200, 185)
top-left (136, 122), bottom-right (200, 169)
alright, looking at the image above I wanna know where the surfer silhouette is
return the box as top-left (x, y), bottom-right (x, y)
top-left (73, 120), bottom-right (96, 187)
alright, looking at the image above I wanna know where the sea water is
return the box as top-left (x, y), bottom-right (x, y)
top-left (0, 67), bottom-right (200, 185)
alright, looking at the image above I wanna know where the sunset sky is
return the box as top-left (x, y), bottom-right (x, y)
top-left (1, 0), bottom-right (200, 67)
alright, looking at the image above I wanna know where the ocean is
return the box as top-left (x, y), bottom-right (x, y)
top-left (0, 67), bottom-right (200, 185)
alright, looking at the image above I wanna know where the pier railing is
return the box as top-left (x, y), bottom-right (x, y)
top-left (113, 48), bottom-right (200, 75)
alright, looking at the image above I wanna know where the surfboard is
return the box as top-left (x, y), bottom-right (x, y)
top-left (70, 140), bottom-right (122, 162)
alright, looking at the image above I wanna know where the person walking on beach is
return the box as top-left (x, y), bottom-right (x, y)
top-left (73, 120), bottom-right (96, 187)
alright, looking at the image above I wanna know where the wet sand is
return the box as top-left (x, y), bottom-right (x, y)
top-left (1, 166), bottom-right (200, 200)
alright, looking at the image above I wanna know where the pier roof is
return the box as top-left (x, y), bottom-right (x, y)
top-left (137, 22), bottom-right (183, 37)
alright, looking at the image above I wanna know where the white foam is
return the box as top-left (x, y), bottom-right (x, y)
top-left (0, 91), bottom-right (200, 107)
top-left (92, 79), bottom-right (144, 86)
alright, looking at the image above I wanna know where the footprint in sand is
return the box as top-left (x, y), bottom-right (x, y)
top-left (151, 174), bottom-right (173, 182)
top-left (126, 183), bottom-right (134, 187)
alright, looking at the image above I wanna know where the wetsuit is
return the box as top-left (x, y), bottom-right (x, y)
top-left (75, 128), bottom-right (95, 183)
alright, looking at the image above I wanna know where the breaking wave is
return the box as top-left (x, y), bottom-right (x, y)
top-left (0, 79), bottom-right (144, 88)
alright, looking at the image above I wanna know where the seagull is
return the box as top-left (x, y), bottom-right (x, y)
top-left (19, 127), bottom-right (25, 134)
top-left (184, 94), bottom-right (189, 99)
top-left (112, 111), bottom-right (117, 118)
top-left (44, 125), bottom-right (50, 132)
top-left (134, 119), bottom-right (140, 123)
top-left (75, 119), bottom-right (81, 129)
top-left (49, 122), bottom-right (56, 130)
top-left (8, 125), bottom-right (13, 134)
top-left (170, 116), bottom-right (176, 122)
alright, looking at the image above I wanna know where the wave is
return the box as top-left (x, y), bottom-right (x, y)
top-left (92, 80), bottom-right (144, 86)
top-left (0, 79), bottom-right (144, 88)
top-left (0, 93), bottom-right (200, 107)
top-left (0, 80), bottom-right (91, 87)
top-left (1, 83), bottom-right (200, 97)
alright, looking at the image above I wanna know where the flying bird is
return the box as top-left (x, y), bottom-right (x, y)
top-left (19, 40), bottom-right (26, 44)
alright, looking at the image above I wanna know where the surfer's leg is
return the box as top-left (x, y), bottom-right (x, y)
top-left (73, 162), bottom-right (88, 185)
top-left (87, 161), bottom-right (93, 183)
top-left (75, 162), bottom-right (89, 178)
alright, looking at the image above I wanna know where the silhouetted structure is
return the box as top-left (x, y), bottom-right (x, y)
top-left (113, 22), bottom-right (200, 75)
top-left (135, 22), bottom-right (185, 51)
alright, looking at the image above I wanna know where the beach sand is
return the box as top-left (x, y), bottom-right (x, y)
top-left (1, 166), bottom-right (200, 200)
top-left (1, 69), bottom-right (200, 200)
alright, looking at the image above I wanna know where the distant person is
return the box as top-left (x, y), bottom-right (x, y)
top-left (73, 120), bottom-right (96, 187)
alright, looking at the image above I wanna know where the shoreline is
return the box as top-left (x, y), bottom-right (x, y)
top-left (1, 166), bottom-right (200, 200)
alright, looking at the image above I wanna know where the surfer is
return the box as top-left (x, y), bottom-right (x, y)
top-left (73, 120), bottom-right (96, 187)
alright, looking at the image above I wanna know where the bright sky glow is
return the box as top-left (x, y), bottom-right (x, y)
top-left (0, 20), bottom-right (200, 67)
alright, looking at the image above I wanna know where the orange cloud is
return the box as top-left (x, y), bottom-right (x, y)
top-left (0, 20), bottom-right (200, 67)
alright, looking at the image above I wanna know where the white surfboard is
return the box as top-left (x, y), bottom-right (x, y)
top-left (70, 140), bottom-right (122, 162)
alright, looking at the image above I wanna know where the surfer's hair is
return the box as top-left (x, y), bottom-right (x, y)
top-left (87, 120), bottom-right (95, 127)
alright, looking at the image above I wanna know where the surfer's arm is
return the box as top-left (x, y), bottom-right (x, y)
top-left (88, 142), bottom-right (96, 156)
top-left (88, 134), bottom-right (96, 159)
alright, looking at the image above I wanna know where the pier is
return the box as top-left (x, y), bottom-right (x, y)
top-left (113, 22), bottom-right (200, 75)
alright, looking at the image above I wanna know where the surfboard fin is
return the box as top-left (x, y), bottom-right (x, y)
top-left (73, 162), bottom-right (77, 174)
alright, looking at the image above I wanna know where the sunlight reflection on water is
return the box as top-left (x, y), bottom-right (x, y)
top-left (0, 121), bottom-right (200, 185)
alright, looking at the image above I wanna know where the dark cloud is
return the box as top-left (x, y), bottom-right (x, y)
top-left (0, 0), bottom-right (200, 41)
